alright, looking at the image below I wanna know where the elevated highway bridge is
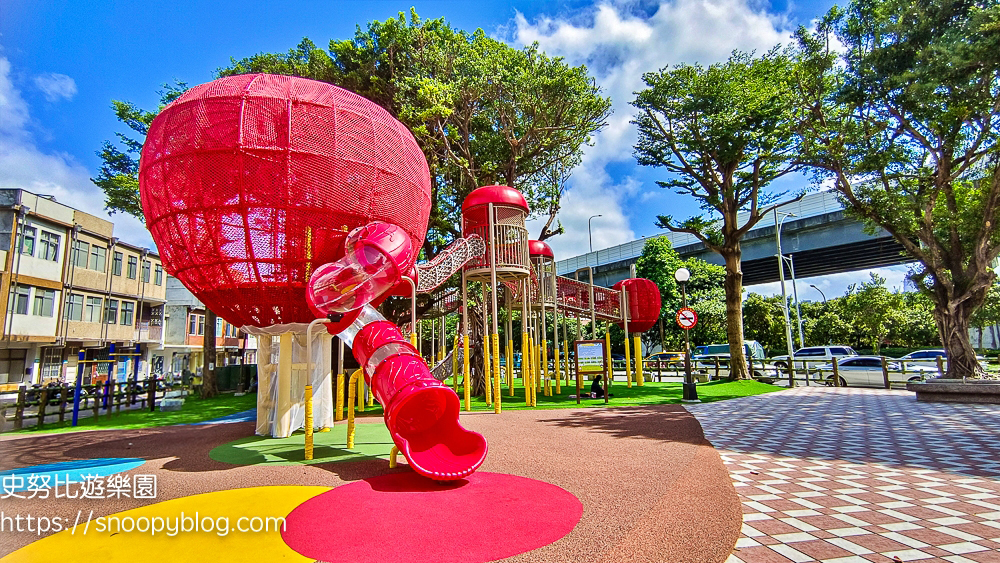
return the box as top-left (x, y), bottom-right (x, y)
top-left (555, 191), bottom-right (912, 288)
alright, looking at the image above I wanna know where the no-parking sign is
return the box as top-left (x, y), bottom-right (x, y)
top-left (676, 307), bottom-right (698, 330)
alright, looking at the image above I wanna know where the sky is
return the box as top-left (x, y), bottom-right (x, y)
top-left (0, 0), bottom-right (916, 301)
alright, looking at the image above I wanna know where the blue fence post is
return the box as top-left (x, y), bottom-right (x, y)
top-left (72, 350), bottom-right (84, 426)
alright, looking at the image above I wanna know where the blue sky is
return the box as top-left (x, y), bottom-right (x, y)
top-left (0, 0), bottom-right (914, 300)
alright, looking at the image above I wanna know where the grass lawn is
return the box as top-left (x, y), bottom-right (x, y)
top-left (12, 392), bottom-right (258, 434)
top-left (451, 377), bottom-right (784, 412)
top-left (12, 378), bottom-right (783, 434)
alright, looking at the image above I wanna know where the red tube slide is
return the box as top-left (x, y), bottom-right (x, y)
top-left (307, 221), bottom-right (487, 481)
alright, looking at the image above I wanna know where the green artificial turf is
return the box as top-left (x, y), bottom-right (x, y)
top-left (210, 422), bottom-right (394, 466)
top-left (453, 377), bottom-right (784, 411)
top-left (11, 392), bottom-right (258, 434)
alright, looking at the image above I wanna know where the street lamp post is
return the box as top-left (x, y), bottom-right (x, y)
top-left (810, 284), bottom-right (828, 304)
top-left (787, 254), bottom-right (805, 349)
top-left (588, 214), bottom-right (602, 253)
top-left (775, 209), bottom-right (797, 387)
top-left (675, 267), bottom-right (698, 402)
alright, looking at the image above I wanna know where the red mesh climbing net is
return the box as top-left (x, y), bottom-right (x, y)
top-left (139, 74), bottom-right (432, 328)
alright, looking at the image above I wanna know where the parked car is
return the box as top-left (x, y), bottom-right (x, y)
top-left (770, 346), bottom-right (859, 369)
top-left (897, 349), bottom-right (988, 370)
top-left (645, 351), bottom-right (685, 368)
top-left (811, 356), bottom-right (937, 387)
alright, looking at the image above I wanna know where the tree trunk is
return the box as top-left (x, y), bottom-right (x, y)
top-left (202, 309), bottom-right (219, 398)
top-left (935, 300), bottom-right (984, 378)
top-left (722, 248), bottom-right (750, 380)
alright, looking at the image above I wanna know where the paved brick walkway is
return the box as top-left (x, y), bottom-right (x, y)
top-left (686, 387), bottom-right (1000, 563)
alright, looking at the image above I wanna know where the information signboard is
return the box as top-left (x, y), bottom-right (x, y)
top-left (574, 339), bottom-right (609, 405)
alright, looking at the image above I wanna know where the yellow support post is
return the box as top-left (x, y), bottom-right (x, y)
top-left (624, 332), bottom-right (633, 387)
top-left (410, 331), bottom-right (417, 348)
top-left (492, 333), bottom-right (501, 414)
top-left (462, 336), bottom-right (471, 411)
top-left (347, 370), bottom-right (360, 449)
top-left (452, 335), bottom-right (460, 391)
top-left (484, 331), bottom-right (493, 406)
top-left (554, 337), bottom-right (561, 395)
top-left (543, 339), bottom-right (551, 396)
top-left (523, 330), bottom-right (532, 406)
top-left (304, 384), bottom-right (314, 460)
top-left (563, 340), bottom-right (570, 387)
top-left (335, 370), bottom-right (344, 422)
top-left (367, 383), bottom-right (374, 407)
top-left (507, 337), bottom-right (515, 396)
top-left (356, 372), bottom-right (365, 412)
top-left (389, 445), bottom-right (401, 469)
top-left (530, 337), bottom-right (538, 407)
top-left (634, 335), bottom-right (644, 386)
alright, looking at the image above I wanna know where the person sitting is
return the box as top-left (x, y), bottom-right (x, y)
top-left (591, 374), bottom-right (606, 398)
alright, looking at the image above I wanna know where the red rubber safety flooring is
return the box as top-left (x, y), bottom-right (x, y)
top-left (282, 471), bottom-right (584, 563)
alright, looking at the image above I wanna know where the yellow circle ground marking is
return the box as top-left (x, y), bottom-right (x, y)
top-left (2, 486), bottom-right (330, 563)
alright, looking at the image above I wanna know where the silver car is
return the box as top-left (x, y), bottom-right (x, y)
top-left (811, 356), bottom-right (937, 387)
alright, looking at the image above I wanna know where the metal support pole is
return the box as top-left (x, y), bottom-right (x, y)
top-left (681, 282), bottom-right (699, 402)
top-left (788, 254), bottom-right (805, 349)
top-left (487, 202), bottom-right (500, 413)
top-left (461, 270), bottom-right (470, 410)
top-left (775, 208), bottom-right (797, 387)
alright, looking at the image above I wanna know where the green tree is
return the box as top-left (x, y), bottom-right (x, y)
top-left (840, 273), bottom-right (905, 353)
top-left (806, 311), bottom-right (853, 348)
top-left (632, 49), bottom-right (803, 379)
top-left (793, 0), bottom-right (1000, 376)
top-left (219, 11), bottom-right (611, 251)
top-left (634, 236), bottom-right (726, 353)
top-left (91, 82), bottom-right (188, 219)
top-left (742, 293), bottom-right (787, 352)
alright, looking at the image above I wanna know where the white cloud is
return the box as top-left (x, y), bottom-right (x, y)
top-left (0, 56), bottom-right (152, 248)
top-left (33, 72), bottom-right (77, 102)
top-left (509, 0), bottom-right (791, 259)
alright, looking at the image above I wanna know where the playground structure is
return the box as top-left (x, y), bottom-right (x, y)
top-left (137, 72), bottom-right (661, 482)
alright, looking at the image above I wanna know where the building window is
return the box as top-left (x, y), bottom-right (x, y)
top-left (112, 251), bottom-right (123, 275)
top-left (32, 288), bottom-right (55, 317)
top-left (40, 347), bottom-right (62, 380)
top-left (0, 349), bottom-right (28, 384)
top-left (120, 301), bottom-right (134, 326)
top-left (142, 260), bottom-right (151, 282)
top-left (84, 296), bottom-right (103, 323)
top-left (154, 264), bottom-right (163, 285)
top-left (89, 245), bottom-right (107, 272)
top-left (18, 225), bottom-right (36, 257)
top-left (198, 314), bottom-right (205, 335)
top-left (127, 255), bottom-right (137, 279)
top-left (72, 240), bottom-right (90, 268)
top-left (9, 285), bottom-right (30, 315)
top-left (64, 293), bottom-right (83, 321)
top-left (105, 299), bottom-right (119, 324)
top-left (188, 314), bottom-right (197, 335)
top-left (216, 317), bottom-right (223, 336)
top-left (39, 231), bottom-right (60, 261)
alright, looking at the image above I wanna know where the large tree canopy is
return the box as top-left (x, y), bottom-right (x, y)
top-left (631, 49), bottom-right (803, 379)
top-left (793, 0), bottom-right (1000, 377)
top-left (218, 10), bottom-right (611, 253)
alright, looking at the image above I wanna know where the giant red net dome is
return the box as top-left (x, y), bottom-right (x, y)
top-left (139, 74), bottom-right (432, 328)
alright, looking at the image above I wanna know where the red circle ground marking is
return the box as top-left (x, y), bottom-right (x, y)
top-left (281, 471), bottom-right (583, 563)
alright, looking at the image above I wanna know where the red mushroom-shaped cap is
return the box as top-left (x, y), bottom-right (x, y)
top-left (528, 240), bottom-right (554, 259)
top-left (461, 185), bottom-right (529, 213)
top-left (613, 278), bottom-right (662, 333)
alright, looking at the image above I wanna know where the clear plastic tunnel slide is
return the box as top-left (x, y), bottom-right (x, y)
top-left (307, 221), bottom-right (487, 481)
